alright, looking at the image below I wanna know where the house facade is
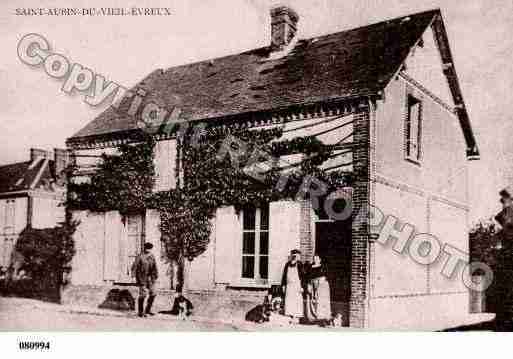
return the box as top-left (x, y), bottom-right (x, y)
top-left (0, 148), bottom-right (68, 271)
top-left (65, 7), bottom-right (479, 329)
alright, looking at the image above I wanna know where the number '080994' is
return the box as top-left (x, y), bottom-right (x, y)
top-left (19, 341), bottom-right (50, 350)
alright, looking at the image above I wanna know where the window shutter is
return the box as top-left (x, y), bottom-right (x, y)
top-left (104, 211), bottom-right (121, 281)
top-left (72, 211), bottom-right (105, 285)
top-left (0, 200), bottom-right (5, 232)
top-left (269, 201), bottom-right (301, 284)
top-left (15, 199), bottom-right (28, 234)
top-left (214, 206), bottom-right (239, 284)
top-left (5, 200), bottom-right (15, 234)
top-left (154, 140), bottom-right (177, 192)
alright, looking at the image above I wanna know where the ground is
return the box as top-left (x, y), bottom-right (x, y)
top-left (0, 296), bottom-right (242, 331)
top-left (0, 296), bottom-right (496, 331)
top-left (0, 296), bottom-right (338, 331)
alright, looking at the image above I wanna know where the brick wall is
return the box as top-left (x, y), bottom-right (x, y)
top-left (349, 101), bottom-right (371, 328)
top-left (299, 200), bottom-right (313, 262)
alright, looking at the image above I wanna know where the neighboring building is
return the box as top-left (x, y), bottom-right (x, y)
top-left (65, 7), bottom-right (479, 329)
top-left (0, 149), bottom-right (68, 269)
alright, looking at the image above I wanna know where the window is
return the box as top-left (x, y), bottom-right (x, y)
top-left (55, 205), bottom-right (65, 224)
top-left (154, 140), bottom-right (177, 192)
top-left (4, 200), bottom-right (15, 234)
top-left (241, 204), bottom-right (269, 282)
top-left (405, 94), bottom-right (422, 162)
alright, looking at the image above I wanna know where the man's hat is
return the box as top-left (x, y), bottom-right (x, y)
top-left (290, 249), bottom-right (301, 255)
top-left (500, 188), bottom-right (512, 199)
top-left (500, 187), bottom-right (513, 203)
top-left (144, 242), bottom-right (154, 250)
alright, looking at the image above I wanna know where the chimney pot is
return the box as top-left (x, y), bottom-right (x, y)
top-left (270, 6), bottom-right (299, 51)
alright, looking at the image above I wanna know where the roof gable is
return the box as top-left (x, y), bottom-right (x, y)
top-left (403, 23), bottom-right (455, 107)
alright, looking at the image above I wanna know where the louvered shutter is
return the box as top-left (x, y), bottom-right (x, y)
top-left (269, 201), bottom-right (301, 284)
top-left (103, 211), bottom-right (121, 281)
top-left (154, 139), bottom-right (177, 191)
top-left (214, 206), bottom-right (239, 284)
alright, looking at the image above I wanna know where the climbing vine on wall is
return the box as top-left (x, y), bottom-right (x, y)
top-left (68, 134), bottom-right (156, 215)
top-left (68, 123), bottom-right (355, 281)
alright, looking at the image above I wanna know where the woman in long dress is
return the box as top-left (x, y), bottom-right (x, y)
top-left (308, 254), bottom-right (331, 324)
top-left (281, 249), bottom-right (305, 323)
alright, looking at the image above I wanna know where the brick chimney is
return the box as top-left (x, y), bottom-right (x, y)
top-left (270, 6), bottom-right (299, 51)
top-left (30, 148), bottom-right (51, 161)
top-left (54, 148), bottom-right (71, 177)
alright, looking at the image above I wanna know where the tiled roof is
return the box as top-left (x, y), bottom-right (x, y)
top-left (0, 158), bottom-right (54, 194)
top-left (69, 9), bottom-right (439, 141)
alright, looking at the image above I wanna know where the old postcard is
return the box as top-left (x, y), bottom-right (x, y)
top-left (0, 0), bottom-right (512, 346)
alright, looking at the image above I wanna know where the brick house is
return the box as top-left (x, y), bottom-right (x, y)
top-left (65, 7), bottom-right (479, 329)
top-left (0, 149), bottom-right (68, 271)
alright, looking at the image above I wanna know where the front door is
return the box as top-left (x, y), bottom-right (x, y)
top-left (118, 214), bottom-right (143, 282)
top-left (314, 218), bottom-right (352, 325)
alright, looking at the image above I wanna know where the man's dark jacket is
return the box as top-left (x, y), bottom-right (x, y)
top-left (132, 252), bottom-right (158, 285)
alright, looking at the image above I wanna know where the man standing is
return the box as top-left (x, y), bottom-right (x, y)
top-left (132, 242), bottom-right (158, 317)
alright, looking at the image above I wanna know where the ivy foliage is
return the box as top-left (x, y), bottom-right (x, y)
top-left (69, 125), bottom-right (354, 266)
top-left (68, 135), bottom-right (156, 215)
top-left (16, 220), bottom-right (78, 279)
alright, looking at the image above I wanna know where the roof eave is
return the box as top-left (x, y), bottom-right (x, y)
top-left (66, 93), bottom-right (376, 148)
top-left (431, 11), bottom-right (480, 160)
top-left (381, 9), bottom-right (479, 160)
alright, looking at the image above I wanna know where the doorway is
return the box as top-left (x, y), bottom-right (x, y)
top-left (314, 218), bottom-right (352, 325)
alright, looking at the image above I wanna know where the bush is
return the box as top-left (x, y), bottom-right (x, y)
top-left (470, 220), bottom-right (501, 269)
top-left (9, 221), bottom-right (78, 302)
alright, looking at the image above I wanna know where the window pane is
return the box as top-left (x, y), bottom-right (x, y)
top-left (242, 256), bottom-right (255, 278)
top-left (410, 103), bottom-right (419, 157)
top-left (243, 206), bottom-right (256, 230)
top-left (127, 215), bottom-right (141, 234)
top-left (260, 204), bottom-right (269, 230)
top-left (243, 232), bottom-right (255, 254)
top-left (259, 256), bottom-right (268, 279)
top-left (260, 231), bottom-right (269, 255)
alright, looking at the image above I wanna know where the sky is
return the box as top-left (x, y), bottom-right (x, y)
top-left (0, 0), bottom-right (512, 222)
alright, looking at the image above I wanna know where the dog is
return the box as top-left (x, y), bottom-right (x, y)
top-left (171, 293), bottom-right (193, 320)
top-left (331, 313), bottom-right (343, 327)
top-left (245, 294), bottom-right (285, 324)
top-left (245, 295), bottom-right (272, 323)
